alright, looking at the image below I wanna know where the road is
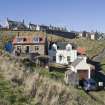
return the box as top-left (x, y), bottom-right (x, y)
top-left (92, 48), bottom-right (105, 62)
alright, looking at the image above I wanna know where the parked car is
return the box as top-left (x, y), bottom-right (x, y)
top-left (83, 79), bottom-right (97, 91)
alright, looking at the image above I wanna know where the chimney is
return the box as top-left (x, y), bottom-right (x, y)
top-left (83, 56), bottom-right (87, 62)
top-left (29, 22), bottom-right (31, 29)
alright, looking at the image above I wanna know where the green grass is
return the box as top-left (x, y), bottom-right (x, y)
top-left (100, 58), bottom-right (105, 73)
top-left (0, 80), bottom-right (34, 105)
top-left (0, 73), bottom-right (33, 105)
top-left (22, 59), bottom-right (65, 81)
top-left (0, 79), bottom-right (16, 105)
top-left (39, 69), bottom-right (64, 82)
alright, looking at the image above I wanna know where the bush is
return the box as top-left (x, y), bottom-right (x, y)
top-left (39, 69), bottom-right (64, 81)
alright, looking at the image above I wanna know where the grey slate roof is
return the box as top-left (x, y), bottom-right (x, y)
top-left (56, 42), bottom-right (77, 50)
top-left (57, 42), bottom-right (67, 50)
top-left (7, 19), bottom-right (28, 29)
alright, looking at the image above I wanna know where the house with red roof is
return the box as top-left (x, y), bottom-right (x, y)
top-left (12, 35), bottom-right (46, 56)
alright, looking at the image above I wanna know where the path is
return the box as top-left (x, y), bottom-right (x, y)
top-left (92, 48), bottom-right (105, 62)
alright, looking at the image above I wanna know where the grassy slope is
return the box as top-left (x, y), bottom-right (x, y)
top-left (0, 53), bottom-right (104, 105)
top-left (100, 57), bottom-right (105, 73)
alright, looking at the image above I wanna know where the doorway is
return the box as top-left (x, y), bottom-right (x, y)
top-left (26, 46), bottom-right (29, 53)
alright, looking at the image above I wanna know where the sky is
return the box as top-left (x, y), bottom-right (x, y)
top-left (0, 0), bottom-right (105, 32)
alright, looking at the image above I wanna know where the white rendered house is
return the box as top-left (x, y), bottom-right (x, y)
top-left (64, 56), bottom-right (95, 85)
top-left (48, 42), bottom-right (77, 65)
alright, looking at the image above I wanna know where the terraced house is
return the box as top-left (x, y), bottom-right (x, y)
top-left (12, 35), bottom-right (46, 56)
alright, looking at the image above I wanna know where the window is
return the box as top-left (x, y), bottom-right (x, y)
top-left (39, 37), bottom-right (43, 41)
top-left (66, 47), bottom-right (71, 51)
top-left (33, 37), bottom-right (39, 43)
top-left (16, 46), bottom-right (21, 55)
top-left (35, 46), bottom-right (39, 51)
top-left (53, 56), bottom-right (56, 61)
top-left (23, 38), bottom-right (27, 42)
top-left (26, 46), bottom-right (29, 53)
top-left (17, 46), bottom-right (21, 50)
top-left (67, 56), bottom-right (70, 62)
top-left (66, 44), bottom-right (72, 51)
top-left (16, 38), bottom-right (23, 43)
top-left (59, 55), bottom-right (63, 61)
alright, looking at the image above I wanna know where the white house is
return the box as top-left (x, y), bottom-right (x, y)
top-left (48, 42), bottom-right (77, 65)
top-left (66, 56), bottom-right (95, 80)
top-left (64, 56), bottom-right (95, 85)
top-left (90, 32), bottom-right (95, 40)
top-left (78, 32), bottom-right (83, 38)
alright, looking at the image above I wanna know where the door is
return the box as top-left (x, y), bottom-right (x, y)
top-left (26, 46), bottom-right (29, 53)
top-left (77, 70), bottom-right (88, 80)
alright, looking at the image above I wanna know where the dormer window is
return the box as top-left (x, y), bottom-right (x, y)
top-left (59, 54), bottom-right (63, 62)
top-left (66, 47), bottom-right (71, 51)
top-left (16, 38), bottom-right (23, 43)
top-left (52, 43), bottom-right (57, 51)
top-left (66, 44), bottom-right (72, 51)
top-left (33, 37), bottom-right (39, 43)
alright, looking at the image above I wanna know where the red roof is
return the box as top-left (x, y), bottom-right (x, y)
top-left (13, 36), bottom-right (45, 45)
top-left (77, 47), bottom-right (86, 55)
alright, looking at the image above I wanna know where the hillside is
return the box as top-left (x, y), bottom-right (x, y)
top-left (0, 52), bottom-right (105, 105)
